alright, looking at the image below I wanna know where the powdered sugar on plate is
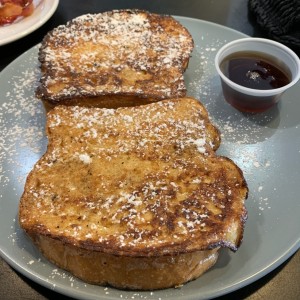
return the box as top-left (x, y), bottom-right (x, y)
top-left (0, 46), bottom-right (46, 187)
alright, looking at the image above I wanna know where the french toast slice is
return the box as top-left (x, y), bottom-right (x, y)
top-left (19, 97), bottom-right (248, 290)
top-left (36, 9), bottom-right (194, 109)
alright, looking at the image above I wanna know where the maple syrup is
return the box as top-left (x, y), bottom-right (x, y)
top-left (220, 51), bottom-right (291, 112)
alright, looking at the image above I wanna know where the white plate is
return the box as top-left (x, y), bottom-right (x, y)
top-left (0, 0), bottom-right (59, 46)
top-left (0, 16), bottom-right (299, 300)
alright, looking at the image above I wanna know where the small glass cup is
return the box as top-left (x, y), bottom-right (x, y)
top-left (215, 38), bottom-right (300, 113)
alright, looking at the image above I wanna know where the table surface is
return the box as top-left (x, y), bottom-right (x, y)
top-left (0, 1), bottom-right (299, 299)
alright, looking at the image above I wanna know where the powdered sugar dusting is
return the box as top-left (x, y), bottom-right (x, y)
top-left (19, 98), bottom-right (247, 255)
top-left (2, 17), bottom-right (298, 298)
top-left (185, 35), bottom-right (294, 216)
top-left (37, 10), bottom-right (194, 101)
top-left (0, 46), bottom-right (46, 187)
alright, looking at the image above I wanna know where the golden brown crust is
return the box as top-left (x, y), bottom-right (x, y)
top-left (41, 95), bottom-right (163, 111)
top-left (19, 97), bottom-right (248, 289)
top-left (36, 9), bottom-right (194, 107)
top-left (19, 98), bottom-right (247, 259)
top-left (30, 234), bottom-right (219, 290)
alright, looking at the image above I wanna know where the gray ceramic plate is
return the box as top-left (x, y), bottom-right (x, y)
top-left (0, 16), bottom-right (299, 300)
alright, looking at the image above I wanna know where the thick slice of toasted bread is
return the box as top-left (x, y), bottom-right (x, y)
top-left (19, 97), bottom-right (248, 290)
top-left (31, 235), bottom-right (220, 290)
top-left (36, 9), bottom-right (194, 109)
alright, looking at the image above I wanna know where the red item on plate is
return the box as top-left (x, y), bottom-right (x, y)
top-left (0, 0), bottom-right (34, 25)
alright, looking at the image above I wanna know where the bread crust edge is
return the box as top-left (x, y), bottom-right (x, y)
top-left (29, 233), bottom-right (219, 290)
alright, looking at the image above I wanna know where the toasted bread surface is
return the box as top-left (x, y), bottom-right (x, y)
top-left (36, 9), bottom-right (194, 107)
top-left (19, 98), bottom-right (247, 262)
top-left (31, 234), bottom-right (219, 290)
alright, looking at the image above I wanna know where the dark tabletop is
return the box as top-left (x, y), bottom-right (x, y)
top-left (0, 1), bottom-right (299, 299)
